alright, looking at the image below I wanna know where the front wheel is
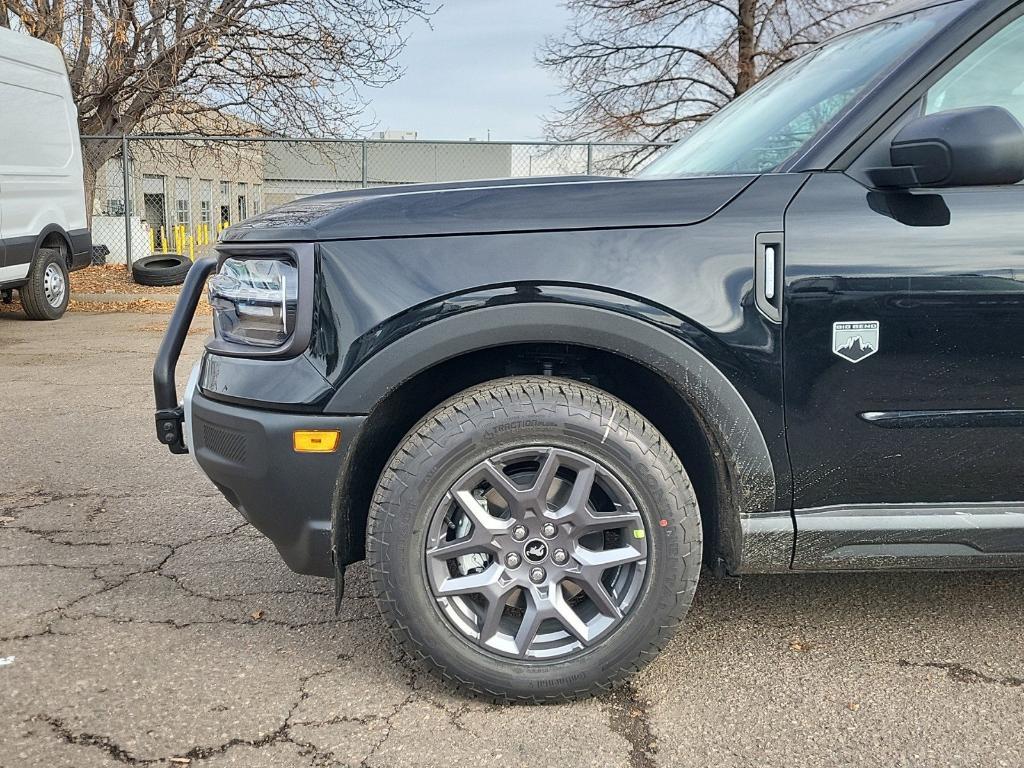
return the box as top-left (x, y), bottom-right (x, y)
top-left (367, 376), bottom-right (702, 700)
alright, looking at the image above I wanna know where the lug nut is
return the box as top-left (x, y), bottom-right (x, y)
top-left (505, 552), bottom-right (522, 568)
top-left (511, 524), bottom-right (528, 541)
top-left (552, 548), bottom-right (568, 565)
top-left (541, 522), bottom-right (557, 538)
top-left (529, 566), bottom-right (546, 584)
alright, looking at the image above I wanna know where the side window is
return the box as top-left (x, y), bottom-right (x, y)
top-left (925, 16), bottom-right (1024, 125)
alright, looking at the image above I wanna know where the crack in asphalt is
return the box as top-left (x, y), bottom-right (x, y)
top-left (0, 491), bottom-right (251, 641)
top-left (605, 681), bottom-right (658, 768)
top-left (0, 487), bottom-right (134, 517)
top-left (36, 668), bottom-right (335, 766)
top-left (35, 715), bottom-right (147, 765)
top-left (35, 659), bottom-right (429, 766)
top-left (2, 487), bottom-right (380, 638)
top-left (897, 659), bottom-right (1024, 688)
top-left (358, 660), bottom-right (421, 768)
top-left (4, 486), bottom-right (448, 767)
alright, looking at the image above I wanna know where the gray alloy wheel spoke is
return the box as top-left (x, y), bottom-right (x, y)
top-left (514, 600), bottom-right (545, 657)
top-left (547, 463), bottom-right (597, 522)
top-left (426, 534), bottom-right (490, 561)
top-left (481, 448), bottom-right (561, 514)
top-left (574, 545), bottom-right (645, 570)
top-left (451, 490), bottom-right (512, 536)
top-left (572, 506), bottom-right (642, 533)
top-left (480, 459), bottom-right (529, 513)
top-left (549, 586), bottom-right (592, 645)
top-left (478, 585), bottom-right (515, 644)
top-left (572, 573), bottom-right (624, 620)
top-left (528, 448), bottom-right (561, 506)
top-left (436, 562), bottom-right (503, 597)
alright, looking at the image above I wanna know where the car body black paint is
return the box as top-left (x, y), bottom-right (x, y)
top-left (784, 171), bottom-right (1024, 508)
top-left (220, 174), bottom-right (755, 241)
top-left (161, 0), bottom-right (1024, 578)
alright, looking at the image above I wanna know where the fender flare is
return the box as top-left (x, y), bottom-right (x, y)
top-left (32, 224), bottom-right (74, 263)
top-left (327, 301), bottom-right (779, 569)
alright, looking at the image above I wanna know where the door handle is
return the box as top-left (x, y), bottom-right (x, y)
top-left (755, 232), bottom-right (783, 323)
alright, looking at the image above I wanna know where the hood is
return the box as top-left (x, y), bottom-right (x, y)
top-left (221, 173), bottom-right (757, 242)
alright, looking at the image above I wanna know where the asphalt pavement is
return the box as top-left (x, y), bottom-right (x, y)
top-left (1, 310), bottom-right (1022, 767)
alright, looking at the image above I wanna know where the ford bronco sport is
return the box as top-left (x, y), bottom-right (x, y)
top-left (154, 0), bottom-right (1024, 700)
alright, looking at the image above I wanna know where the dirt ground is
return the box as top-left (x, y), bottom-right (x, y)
top-left (1, 309), bottom-right (1022, 768)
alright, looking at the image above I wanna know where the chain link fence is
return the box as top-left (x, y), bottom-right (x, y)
top-left (81, 136), bottom-right (671, 266)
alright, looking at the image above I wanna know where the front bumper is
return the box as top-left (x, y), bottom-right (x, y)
top-left (185, 372), bottom-right (364, 577)
top-left (152, 254), bottom-right (361, 578)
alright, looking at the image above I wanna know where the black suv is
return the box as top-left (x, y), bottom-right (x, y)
top-left (155, 0), bottom-right (1024, 700)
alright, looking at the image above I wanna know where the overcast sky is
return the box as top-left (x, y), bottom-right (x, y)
top-left (363, 0), bottom-right (572, 141)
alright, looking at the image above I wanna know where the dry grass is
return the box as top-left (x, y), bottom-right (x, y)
top-left (69, 298), bottom-right (195, 314)
top-left (70, 264), bottom-right (190, 296)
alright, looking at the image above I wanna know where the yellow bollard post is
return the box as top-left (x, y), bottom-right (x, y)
top-left (159, 226), bottom-right (167, 252)
top-left (188, 235), bottom-right (194, 261)
top-left (149, 228), bottom-right (155, 255)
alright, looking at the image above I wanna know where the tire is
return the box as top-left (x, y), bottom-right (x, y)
top-left (131, 254), bottom-right (192, 287)
top-left (20, 248), bottom-right (69, 320)
top-left (367, 376), bottom-right (702, 701)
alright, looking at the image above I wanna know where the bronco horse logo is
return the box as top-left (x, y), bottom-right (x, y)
top-left (524, 540), bottom-right (548, 562)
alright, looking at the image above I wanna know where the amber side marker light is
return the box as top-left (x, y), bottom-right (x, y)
top-left (293, 430), bottom-right (341, 453)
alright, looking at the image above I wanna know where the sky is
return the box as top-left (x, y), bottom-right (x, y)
top-left (363, 0), bottom-right (573, 141)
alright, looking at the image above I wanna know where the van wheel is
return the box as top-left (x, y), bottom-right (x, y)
top-left (367, 376), bottom-right (702, 701)
top-left (21, 249), bottom-right (69, 320)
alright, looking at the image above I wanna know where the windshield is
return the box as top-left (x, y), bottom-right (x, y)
top-left (640, 5), bottom-right (957, 177)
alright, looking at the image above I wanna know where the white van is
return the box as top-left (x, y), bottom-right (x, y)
top-left (0, 27), bottom-right (90, 320)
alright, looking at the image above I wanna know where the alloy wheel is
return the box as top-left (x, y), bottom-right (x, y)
top-left (424, 446), bottom-right (649, 660)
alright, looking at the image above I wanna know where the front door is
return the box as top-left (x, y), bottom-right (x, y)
top-left (782, 15), bottom-right (1024, 566)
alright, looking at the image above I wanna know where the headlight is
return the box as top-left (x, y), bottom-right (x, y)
top-left (209, 257), bottom-right (298, 348)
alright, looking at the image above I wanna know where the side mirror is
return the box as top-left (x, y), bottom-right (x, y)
top-left (867, 106), bottom-right (1024, 189)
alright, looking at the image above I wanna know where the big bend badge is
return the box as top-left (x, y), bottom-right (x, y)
top-left (832, 321), bottom-right (879, 363)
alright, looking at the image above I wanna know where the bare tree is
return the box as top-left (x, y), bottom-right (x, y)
top-left (0, 0), bottom-right (430, 206)
top-left (540, 0), bottom-right (887, 146)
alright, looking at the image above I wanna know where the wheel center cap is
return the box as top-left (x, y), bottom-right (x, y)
top-left (523, 539), bottom-right (548, 563)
